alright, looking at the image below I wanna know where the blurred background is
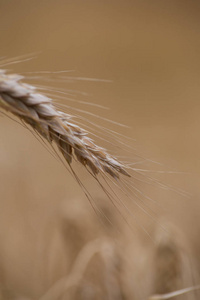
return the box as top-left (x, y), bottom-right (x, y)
top-left (0, 1), bottom-right (200, 299)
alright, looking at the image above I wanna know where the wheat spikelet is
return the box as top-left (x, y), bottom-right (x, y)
top-left (0, 69), bottom-right (130, 180)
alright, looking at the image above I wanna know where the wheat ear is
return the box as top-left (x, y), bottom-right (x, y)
top-left (0, 70), bottom-right (130, 180)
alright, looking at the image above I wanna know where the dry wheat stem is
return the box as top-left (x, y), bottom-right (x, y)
top-left (39, 238), bottom-right (117, 300)
top-left (149, 285), bottom-right (200, 300)
top-left (0, 69), bottom-right (130, 180)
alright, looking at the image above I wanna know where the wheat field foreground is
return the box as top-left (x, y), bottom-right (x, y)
top-left (0, 1), bottom-right (200, 300)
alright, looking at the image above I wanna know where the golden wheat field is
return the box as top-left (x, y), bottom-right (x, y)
top-left (0, 1), bottom-right (200, 299)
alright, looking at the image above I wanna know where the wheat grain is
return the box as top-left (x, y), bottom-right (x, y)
top-left (0, 69), bottom-right (130, 181)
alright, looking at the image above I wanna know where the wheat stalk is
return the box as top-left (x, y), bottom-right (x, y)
top-left (0, 69), bottom-right (130, 180)
top-left (40, 237), bottom-right (121, 300)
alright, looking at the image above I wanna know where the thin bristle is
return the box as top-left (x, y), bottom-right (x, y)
top-left (0, 70), bottom-right (130, 180)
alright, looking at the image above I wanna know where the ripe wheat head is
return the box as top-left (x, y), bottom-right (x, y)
top-left (0, 69), bottom-right (130, 181)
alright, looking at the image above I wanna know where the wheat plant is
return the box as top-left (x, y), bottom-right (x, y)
top-left (0, 68), bottom-right (130, 183)
top-left (0, 61), bottom-right (199, 300)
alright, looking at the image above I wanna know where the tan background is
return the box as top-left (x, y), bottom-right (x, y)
top-left (0, 1), bottom-right (200, 299)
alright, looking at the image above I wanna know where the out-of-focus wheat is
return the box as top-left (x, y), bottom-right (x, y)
top-left (150, 222), bottom-right (199, 300)
top-left (0, 69), bottom-right (130, 181)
